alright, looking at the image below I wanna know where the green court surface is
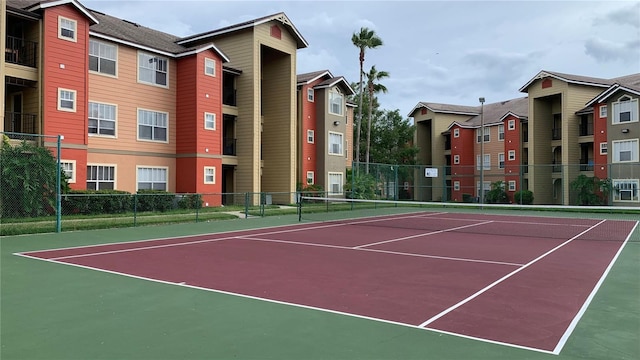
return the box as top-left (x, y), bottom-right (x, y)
top-left (1, 214), bottom-right (639, 360)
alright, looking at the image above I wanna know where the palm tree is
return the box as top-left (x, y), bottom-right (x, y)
top-left (351, 27), bottom-right (383, 167)
top-left (365, 65), bottom-right (389, 173)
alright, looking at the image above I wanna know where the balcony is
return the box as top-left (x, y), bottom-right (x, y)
top-left (579, 159), bottom-right (594, 172)
top-left (551, 128), bottom-right (561, 140)
top-left (579, 123), bottom-right (594, 136)
top-left (5, 36), bottom-right (38, 68)
top-left (223, 138), bottom-right (237, 156)
top-left (4, 112), bottom-right (37, 138)
top-left (552, 161), bottom-right (562, 173)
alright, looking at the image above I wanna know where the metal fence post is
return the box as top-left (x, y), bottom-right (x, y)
top-left (56, 134), bottom-right (62, 233)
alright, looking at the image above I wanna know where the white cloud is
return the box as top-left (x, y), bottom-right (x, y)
top-left (585, 37), bottom-right (640, 63)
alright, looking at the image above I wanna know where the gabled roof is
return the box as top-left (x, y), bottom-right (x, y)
top-left (297, 70), bottom-right (333, 85)
top-left (585, 83), bottom-right (640, 107)
top-left (9, 0), bottom-right (98, 24)
top-left (463, 97), bottom-right (529, 127)
top-left (408, 102), bottom-right (479, 117)
top-left (177, 12), bottom-right (309, 49)
top-left (519, 70), bottom-right (613, 92)
top-left (176, 44), bottom-right (230, 62)
top-left (313, 76), bottom-right (355, 96)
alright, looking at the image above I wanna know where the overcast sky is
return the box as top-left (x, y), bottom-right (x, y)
top-left (83, 0), bottom-right (640, 117)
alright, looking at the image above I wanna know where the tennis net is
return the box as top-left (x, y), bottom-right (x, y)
top-left (298, 196), bottom-right (640, 242)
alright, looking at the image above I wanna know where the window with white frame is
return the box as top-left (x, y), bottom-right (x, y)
top-left (138, 52), bottom-right (168, 86)
top-left (204, 166), bottom-right (215, 184)
top-left (612, 179), bottom-right (639, 202)
top-left (307, 130), bottom-right (315, 143)
top-left (204, 112), bottom-right (216, 130)
top-left (87, 165), bottom-right (115, 190)
top-left (137, 167), bottom-right (167, 191)
top-left (61, 160), bottom-right (76, 183)
top-left (307, 88), bottom-right (314, 102)
top-left (89, 39), bottom-right (117, 76)
top-left (612, 139), bottom-right (639, 162)
top-left (328, 131), bottom-right (343, 155)
top-left (345, 140), bottom-right (349, 158)
top-left (204, 58), bottom-right (216, 77)
top-left (329, 91), bottom-right (344, 116)
top-left (477, 154), bottom-right (490, 170)
top-left (58, 16), bottom-right (76, 41)
top-left (508, 119), bottom-right (516, 130)
top-left (508, 150), bottom-right (516, 161)
top-left (58, 89), bottom-right (76, 111)
top-left (306, 171), bottom-right (314, 184)
top-left (612, 96), bottom-right (638, 124)
top-left (498, 153), bottom-right (505, 169)
top-left (477, 181), bottom-right (491, 198)
top-left (498, 124), bottom-right (504, 140)
top-left (599, 105), bottom-right (607, 119)
top-left (328, 172), bottom-right (343, 195)
top-left (89, 102), bottom-right (116, 136)
top-left (508, 180), bottom-right (516, 191)
top-left (138, 109), bottom-right (168, 142)
top-left (476, 127), bottom-right (489, 142)
top-left (454, 154), bottom-right (460, 164)
top-left (453, 128), bottom-right (460, 138)
top-left (453, 181), bottom-right (460, 191)
top-left (600, 142), bottom-right (608, 155)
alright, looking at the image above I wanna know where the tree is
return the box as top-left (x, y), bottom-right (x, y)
top-left (485, 181), bottom-right (509, 204)
top-left (365, 65), bottom-right (389, 173)
top-left (570, 175), bottom-right (610, 205)
top-left (369, 110), bottom-right (419, 166)
top-left (351, 27), bottom-right (383, 167)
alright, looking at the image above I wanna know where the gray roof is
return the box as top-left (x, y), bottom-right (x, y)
top-left (463, 97), bottom-right (529, 127)
top-left (314, 76), bottom-right (355, 95)
top-left (297, 70), bottom-right (332, 85)
top-left (410, 102), bottom-right (479, 117)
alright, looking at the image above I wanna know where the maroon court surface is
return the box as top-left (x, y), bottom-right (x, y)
top-left (19, 212), bottom-right (638, 354)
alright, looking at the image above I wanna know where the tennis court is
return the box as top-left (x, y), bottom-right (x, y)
top-left (14, 204), bottom-right (639, 356)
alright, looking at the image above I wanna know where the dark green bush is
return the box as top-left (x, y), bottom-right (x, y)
top-left (462, 193), bottom-right (474, 203)
top-left (177, 194), bottom-right (203, 209)
top-left (62, 190), bottom-right (132, 215)
top-left (485, 181), bottom-right (509, 204)
top-left (513, 190), bottom-right (534, 205)
top-left (135, 190), bottom-right (174, 212)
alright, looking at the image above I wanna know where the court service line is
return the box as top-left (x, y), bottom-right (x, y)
top-left (354, 220), bottom-right (495, 249)
top-left (235, 235), bottom-right (524, 267)
top-left (418, 219), bottom-right (607, 328)
top-left (416, 215), bottom-right (593, 228)
top-left (552, 220), bottom-right (640, 355)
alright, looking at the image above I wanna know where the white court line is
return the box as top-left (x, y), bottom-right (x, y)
top-left (418, 219), bottom-right (607, 328)
top-left (354, 220), bottom-right (494, 249)
top-left (414, 215), bottom-right (593, 228)
top-left (12, 252), bottom-right (554, 355)
top-left (235, 235), bottom-right (524, 267)
top-left (552, 220), bottom-right (640, 355)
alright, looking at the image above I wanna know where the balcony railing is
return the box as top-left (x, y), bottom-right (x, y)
top-left (552, 161), bottom-right (562, 173)
top-left (579, 159), bottom-right (594, 171)
top-left (4, 112), bottom-right (37, 138)
top-left (5, 36), bottom-right (38, 68)
top-left (579, 123), bottom-right (594, 136)
top-left (223, 138), bottom-right (237, 155)
top-left (551, 128), bottom-right (562, 140)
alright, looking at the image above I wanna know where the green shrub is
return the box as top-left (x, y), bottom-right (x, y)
top-left (485, 181), bottom-right (509, 204)
top-left (177, 194), bottom-right (202, 209)
top-left (135, 190), bottom-right (174, 212)
top-left (62, 190), bottom-right (132, 215)
top-left (462, 193), bottom-right (474, 203)
top-left (513, 190), bottom-right (534, 205)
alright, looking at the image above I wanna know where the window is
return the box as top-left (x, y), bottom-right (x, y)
top-left (329, 131), bottom-right (343, 155)
top-left (477, 181), bottom-right (491, 198)
top-left (204, 58), bottom-right (216, 77)
top-left (508, 119), bottom-right (516, 130)
top-left (204, 167), bottom-right (215, 184)
top-left (58, 89), bottom-right (76, 111)
top-left (328, 172), bottom-right (343, 195)
top-left (307, 88), bottom-right (314, 102)
top-left (612, 96), bottom-right (638, 124)
top-left (204, 113), bottom-right (216, 130)
top-left (453, 154), bottom-right (460, 164)
top-left (137, 167), bottom-right (167, 191)
top-left (61, 160), bottom-right (76, 183)
top-left (89, 102), bottom-right (116, 136)
top-left (307, 130), bottom-right (315, 144)
top-left (138, 52), bottom-right (168, 86)
top-left (508, 150), bottom-right (516, 161)
top-left (508, 180), bottom-right (516, 191)
top-left (453, 128), bottom-right (460, 138)
top-left (477, 154), bottom-right (490, 170)
top-left (476, 127), bottom-right (489, 142)
top-left (613, 179), bottom-right (639, 202)
top-left (89, 40), bottom-right (116, 76)
top-left (498, 153), bottom-right (505, 169)
top-left (58, 16), bottom-right (76, 41)
top-left (87, 165), bottom-right (115, 190)
top-left (138, 109), bottom-right (168, 142)
top-left (306, 171), bottom-right (314, 184)
top-left (599, 105), bottom-right (607, 119)
top-left (612, 139), bottom-right (639, 162)
top-left (453, 181), bottom-right (460, 191)
top-left (329, 91), bottom-right (344, 116)
top-left (345, 140), bottom-right (349, 158)
top-left (600, 142), bottom-right (608, 155)
top-left (498, 124), bottom-right (504, 140)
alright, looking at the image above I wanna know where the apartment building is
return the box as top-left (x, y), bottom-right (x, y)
top-left (409, 70), bottom-right (639, 206)
top-left (2, 0), bottom-right (312, 205)
top-left (296, 70), bottom-right (354, 196)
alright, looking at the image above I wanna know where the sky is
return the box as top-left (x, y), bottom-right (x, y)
top-left (82, 0), bottom-right (640, 118)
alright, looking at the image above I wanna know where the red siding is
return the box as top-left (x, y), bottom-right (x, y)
top-left (503, 115), bottom-right (522, 200)
top-left (593, 103), bottom-right (608, 179)
top-left (300, 83), bottom-right (317, 184)
top-left (450, 125), bottom-right (475, 201)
